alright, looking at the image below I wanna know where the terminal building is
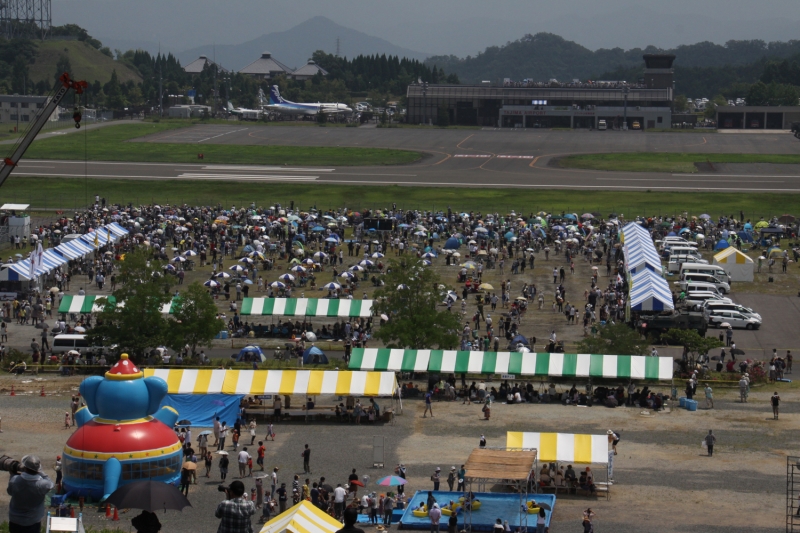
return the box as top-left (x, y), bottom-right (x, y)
top-left (406, 54), bottom-right (675, 129)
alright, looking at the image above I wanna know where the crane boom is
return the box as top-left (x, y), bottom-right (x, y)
top-left (0, 72), bottom-right (88, 189)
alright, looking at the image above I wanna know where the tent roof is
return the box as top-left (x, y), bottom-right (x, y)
top-left (241, 298), bottom-right (372, 317)
top-left (58, 295), bottom-right (117, 314)
top-left (463, 448), bottom-right (536, 482)
top-left (713, 247), bottom-right (753, 264)
top-left (259, 501), bottom-right (342, 533)
top-left (507, 432), bottom-right (609, 464)
top-left (349, 349), bottom-right (673, 380)
top-left (144, 369), bottom-right (398, 397)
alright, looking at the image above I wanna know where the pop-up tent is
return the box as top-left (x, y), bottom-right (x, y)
top-left (259, 500), bottom-right (342, 533)
top-left (58, 295), bottom-right (118, 314)
top-left (302, 346), bottom-right (328, 365)
top-left (507, 432), bottom-right (609, 464)
top-left (240, 298), bottom-right (373, 317)
top-left (713, 248), bottom-right (754, 282)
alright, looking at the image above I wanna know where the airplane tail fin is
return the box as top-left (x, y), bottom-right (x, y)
top-left (227, 101), bottom-right (234, 111)
top-left (269, 85), bottom-right (285, 105)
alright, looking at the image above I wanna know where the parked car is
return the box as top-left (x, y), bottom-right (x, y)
top-left (707, 309), bottom-right (761, 330)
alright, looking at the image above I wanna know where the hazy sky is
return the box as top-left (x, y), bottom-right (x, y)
top-left (55, 0), bottom-right (800, 57)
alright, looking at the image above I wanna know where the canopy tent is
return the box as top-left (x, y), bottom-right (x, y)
top-left (619, 222), bottom-right (651, 244)
top-left (713, 247), bottom-right (754, 282)
top-left (629, 270), bottom-right (674, 312)
top-left (58, 295), bottom-right (117, 314)
top-left (506, 432), bottom-right (609, 464)
top-left (714, 239), bottom-right (730, 250)
top-left (624, 246), bottom-right (662, 274)
top-left (143, 369), bottom-right (398, 396)
top-left (258, 500), bottom-right (343, 533)
top-left (349, 348), bottom-right (673, 380)
top-left (463, 447), bottom-right (536, 491)
top-left (240, 297), bottom-right (373, 317)
top-left (160, 297), bottom-right (181, 314)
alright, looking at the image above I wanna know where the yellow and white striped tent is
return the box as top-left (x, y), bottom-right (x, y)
top-left (259, 500), bottom-right (342, 533)
top-left (507, 431), bottom-right (609, 464)
top-left (143, 369), bottom-right (398, 397)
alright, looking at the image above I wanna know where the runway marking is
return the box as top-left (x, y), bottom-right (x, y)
top-left (598, 178), bottom-right (785, 183)
top-left (496, 155), bottom-right (535, 159)
top-left (197, 128), bottom-right (249, 142)
top-left (454, 154), bottom-right (491, 158)
top-left (679, 174), bottom-right (800, 178)
top-left (529, 156), bottom-right (542, 168)
top-left (456, 134), bottom-right (474, 149)
top-left (201, 165), bottom-right (334, 172)
top-left (178, 173), bottom-right (318, 180)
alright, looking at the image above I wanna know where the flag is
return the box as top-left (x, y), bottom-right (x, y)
top-left (93, 231), bottom-right (99, 247)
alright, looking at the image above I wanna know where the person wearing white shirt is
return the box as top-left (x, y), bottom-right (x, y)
top-left (333, 483), bottom-right (347, 518)
top-left (237, 448), bottom-right (251, 478)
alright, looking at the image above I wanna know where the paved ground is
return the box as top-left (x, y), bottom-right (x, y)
top-left (13, 126), bottom-right (800, 192)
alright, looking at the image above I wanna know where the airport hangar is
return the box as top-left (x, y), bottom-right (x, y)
top-left (406, 54), bottom-right (675, 129)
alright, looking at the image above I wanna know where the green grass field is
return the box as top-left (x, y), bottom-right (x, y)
top-left (30, 40), bottom-right (141, 85)
top-left (24, 123), bottom-right (422, 166)
top-left (5, 177), bottom-right (800, 217)
top-left (559, 152), bottom-right (800, 173)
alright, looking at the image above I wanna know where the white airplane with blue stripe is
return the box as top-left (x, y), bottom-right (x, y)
top-left (264, 85), bottom-right (352, 116)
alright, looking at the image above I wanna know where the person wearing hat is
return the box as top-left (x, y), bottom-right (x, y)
top-left (215, 480), bottom-right (256, 533)
top-left (7, 454), bottom-right (54, 533)
top-left (431, 467), bottom-right (441, 490)
top-left (606, 430), bottom-right (620, 455)
top-left (446, 467), bottom-right (456, 491)
top-left (429, 503), bottom-right (442, 532)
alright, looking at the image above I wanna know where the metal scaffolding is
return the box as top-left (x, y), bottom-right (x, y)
top-left (787, 457), bottom-right (800, 532)
top-left (0, 0), bottom-right (51, 40)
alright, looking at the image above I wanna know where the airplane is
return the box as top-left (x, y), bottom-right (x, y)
top-left (227, 102), bottom-right (262, 120)
top-left (263, 85), bottom-right (352, 116)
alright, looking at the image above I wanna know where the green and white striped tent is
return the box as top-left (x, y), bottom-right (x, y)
top-left (58, 295), bottom-right (117, 314)
top-left (240, 298), bottom-right (373, 317)
top-left (348, 349), bottom-right (673, 380)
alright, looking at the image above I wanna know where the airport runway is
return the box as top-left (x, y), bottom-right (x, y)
top-left (15, 125), bottom-right (800, 191)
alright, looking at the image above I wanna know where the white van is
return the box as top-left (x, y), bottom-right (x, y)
top-left (683, 291), bottom-right (732, 310)
top-left (51, 334), bottom-right (108, 354)
top-left (680, 263), bottom-right (730, 283)
top-left (667, 247), bottom-right (704, 262)
top-left (680, 273), bottom-right (730, 294)
top-left (676, 281), bottom-right (722, 296)
top-left (703, 301), bottom-right (761, 320)
top-left (707, 309), bottom-right (761, 330)
top-left (667, 256), bottom-right (709, 273)
top-left (598, 120), bottom-right (607, 131)
top-left (663, 237), bottom-right (697, 247)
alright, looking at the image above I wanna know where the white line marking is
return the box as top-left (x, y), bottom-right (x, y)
top-left (496, 155), bottom-right (535, 159)
top-left (201, 165), bottom-right (334, 172)
top-left (197, 128), bottom-right (249, 142)
top-left (178, 173), bottom-right (318, 180)
top-left (453, 154), bottom-right (491, 158)
top-left (598, 178), bottom-right (785, 183)
top-left (676, 174), bottom-right (800, 178)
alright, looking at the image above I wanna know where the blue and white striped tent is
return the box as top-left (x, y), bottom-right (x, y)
top-left (624, 242), bottom-right (662, 274)
top-left (619, 222), bottom-right (651, 244)
top-left (629, 270), bottom-right (674, 311)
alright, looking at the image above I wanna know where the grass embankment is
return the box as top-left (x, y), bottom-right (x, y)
top-left (559, 152), bottom-right (800, 173)
top-left (30, 40), bottom-right (141, 85)
top-left (24, 122), bottom-right (422, 166)
top-left (8, 179), bottom-right (800, 216)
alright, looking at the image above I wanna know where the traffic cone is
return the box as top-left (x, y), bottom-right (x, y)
top-left (105, 503), bottom-right (111, 518)
top-left (10, 385), bottom-right (14, 396)
top-left (112, 507), bottom-right (119, 521)
top-left (40, 386), bottom-right (45, 397)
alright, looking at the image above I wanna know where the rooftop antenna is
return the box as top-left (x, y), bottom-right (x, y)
top-left (335, 37), bottom-right (340, 57)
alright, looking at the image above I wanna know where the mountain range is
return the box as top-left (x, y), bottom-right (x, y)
top-left (177, 16), bottom-right (429, 72)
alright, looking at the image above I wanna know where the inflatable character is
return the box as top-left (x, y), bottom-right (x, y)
top-left (63, 354), bottom-right (182, 500)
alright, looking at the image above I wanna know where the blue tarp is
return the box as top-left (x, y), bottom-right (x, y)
top-left (161, 393), bottom-right (242, 428)
top-left (444, 237), bottom-right (460, 250)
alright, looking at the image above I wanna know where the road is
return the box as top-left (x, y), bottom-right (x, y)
top-left (12, 125), bottom-right (800, 191)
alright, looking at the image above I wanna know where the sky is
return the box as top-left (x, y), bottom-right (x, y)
top-left (55, 0), bottom-right (800, 58)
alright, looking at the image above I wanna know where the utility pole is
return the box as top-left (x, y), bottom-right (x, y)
top-left (422, 81), bottom-right (428, 126)
top-left (158, 43), bottom-right (163, 117)
top-left (213, 44), bottom-right (218, 116)
top-left (335, 37), bottom-right (340, 57)
top-left (622, 84), bottom-right (629, 131)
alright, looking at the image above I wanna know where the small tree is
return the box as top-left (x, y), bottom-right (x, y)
top-left (662, 329), bottom-right (722, 362)
top-left (90, 249), bottom-right (174, 359)
top-left (673, 95), bottom-right (689, 113)
top-left (379, 110), bottom-right (388, 126)
top-left (577, 322), bottom-right (651, 355)
top-left (373, 257), bottom-right (460, 349)
top-left (317, 109), bottom-right (327, 125)
top-left (167, 282), bottom-right (224, 358)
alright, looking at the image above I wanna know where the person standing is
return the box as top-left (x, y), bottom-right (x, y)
top-left (256, 441), bottom-right (265, 471)
top-left (704, 384), bottom-right (714, 409)
top-left (383, 493), bottom-right (394, 525)
top-left (302, 444), bottom-right (311, 474)
top-left (333, 483), bottom-right (347, 518)
top-left (479, 434), bottom-right (487, 448)
top-left (448, 510), bottom-right (458, 533)
top-left (214, 480), bottom-right (255, 533)
top-left (704, 430), bottom-right (716, 457)
top-left (249, 420), bottom-right (257, 445)
top-left (428, 503), bottom-right (442, 533)
top-left (457, 465), bottom-right (466, 492)
top-left (423, 390), bottom-right (434, 418)
top-left (446, 467), bottom-right (456, 491)
top-left (270, 467), bottom-right (279, 499)
top-left (238, 448), bottom-right (251, 478)
top-left (218, 422), bottom-right (228, 451)
top-left (772, 392), bottom-right (781, 420)
top-left (276, 483), bottom-right (288, 514)
top-left (431, 467), bottom-right (441, 490)
top-left (219, 453), bottom-right (229, 481)
top-left (739, 375), bottom-right (749, 403)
